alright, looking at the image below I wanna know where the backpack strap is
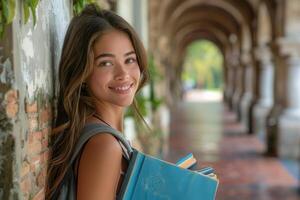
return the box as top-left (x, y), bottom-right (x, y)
top-left (69, 123), bottom-right (133, 166)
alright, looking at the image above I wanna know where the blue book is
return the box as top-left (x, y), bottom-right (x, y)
top-left (175, 153), bottom-right (197, 169)
top-left (118, 150), bottom-right (218, 200)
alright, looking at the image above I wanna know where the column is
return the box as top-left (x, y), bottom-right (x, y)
top-left (253, 45), bottom-right (274, 143)
top-left (225, 65), bottom-right (235, 109)
top-left (278, 39), bottom-right (300, 158)
top-left (240, 54), bottom-right (253, 132)
top-left (232, 64), bottom-right (244, 119)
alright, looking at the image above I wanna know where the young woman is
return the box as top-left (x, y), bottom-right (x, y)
top-left (46, 4), bottom-right (148, 199)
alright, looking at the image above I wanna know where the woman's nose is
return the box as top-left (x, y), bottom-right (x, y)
top-left (114, 62), bottom-right (129, 81)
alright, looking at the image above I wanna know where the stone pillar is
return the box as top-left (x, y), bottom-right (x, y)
top-left (224, 49), bottom-right (239, 110)
top-left (240, 54), bottom-right (253, 133)
top-left (265, 41), bottom-right (283, 156)
top-left (232, 63), bottom-right (244, 119)
top-left (278, 39), bottom-right (300, 158)
top-left (253, 45), bottom-right (274, 143)
top-left (225, 65), bottom-right (235, 109)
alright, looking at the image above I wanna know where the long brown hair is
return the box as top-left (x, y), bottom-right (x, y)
top-left (46, 4), bottom-right (148, 199)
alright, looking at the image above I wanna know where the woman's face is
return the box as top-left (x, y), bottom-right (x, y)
top-left (87, 30), bottom-right (141, 108)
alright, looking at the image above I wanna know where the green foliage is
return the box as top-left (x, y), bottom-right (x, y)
top-left (23, 0), bottom-right (39, 24)
top-left (0, 0), bottom-right (99, 39)
top-left (0, 0), bottom-right (15, 37)
top-left (73, 0), bottom-right (96, 15)
top-left (126, 54), bottom-right (163, 118)
top-left (125, 91), bottom-right (148, 118)
top-left (148, 54), bottom-right (163, 112)
top-left (182, 40), bottom-right (223, 90)
top-left (0, 0), bottom-right (40, 38)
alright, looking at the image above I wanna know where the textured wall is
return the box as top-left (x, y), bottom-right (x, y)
top-left (0, 24), bottom-right (17, 200)
top-left (0, 0), bottom-right (72, 199)
top-left (0, 1), bottom-right (117, 199)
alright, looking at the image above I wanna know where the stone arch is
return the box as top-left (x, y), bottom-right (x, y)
top-left (173, 28), bottom-right (228, 67)
top-left (257, 2), bottom-right (272, 46)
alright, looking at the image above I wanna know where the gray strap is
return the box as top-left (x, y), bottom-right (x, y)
top-left (69, 123), bottom-right (133, 165)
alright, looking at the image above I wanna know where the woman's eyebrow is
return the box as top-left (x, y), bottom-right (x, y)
top-left (95, 51), bottom-right (136, 60)
top-left (124, 51), bottom-right (135, 56)
top-left (95, 53), bottom-right (114, 60)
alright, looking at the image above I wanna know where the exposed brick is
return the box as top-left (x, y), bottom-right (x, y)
top-left (6, 102), bottom-right (19, 118)
top-left (40, 153), bottom-right (45, 165)
top-left (28, 116), bottom-right (38, 132)
top-left (5, 89), bottom-right (19, 118)
top-left (43, 150), bottom-right (49, 162)
top-left (26, 102), bottom-right (38, 113)
top-left (5, 89), bottom-right (17, 102)
top-left (42, 127), bottom-right (51, 141)
top-left (40, 107), bottom-right (51, 124)
top-left (20, 177), bottom-right (32, 195)
top-left (28, 138), bottom-right (42, 156)
top-left (36, 168), bottom-right (46, 188)
top-left (30, 154), bottom-right (41, 172)
top-left (21, 160), bottom-right (30, 177)
top-left (29, 131), bottom-right (43, 143)
top-left (32, 188), bottom-right (45, 200)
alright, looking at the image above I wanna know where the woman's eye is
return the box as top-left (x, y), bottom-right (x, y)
top-left (126, 57), bottom-right (137, 64)
top-left (99, 61), bottom-right (113, 67)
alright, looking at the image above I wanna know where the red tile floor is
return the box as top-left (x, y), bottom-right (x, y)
top-left (163, 99), bottom-right (299, 200)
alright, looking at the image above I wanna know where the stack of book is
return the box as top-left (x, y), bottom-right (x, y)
top-left (118, 150), bottom-right (219, 200)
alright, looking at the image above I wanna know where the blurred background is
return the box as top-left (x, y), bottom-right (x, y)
top-left (1, 0), bottom-right (300, 199)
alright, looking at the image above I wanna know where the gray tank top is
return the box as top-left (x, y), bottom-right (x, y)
top-left (76, 123), bottom-right (133, 160)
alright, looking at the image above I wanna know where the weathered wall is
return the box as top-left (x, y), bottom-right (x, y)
top-left (0, 0), bottom-right (72, 199)
top-left (0, 24), bottom-right (17, 200)
top-left (0, 0), bottom-right (117, 199)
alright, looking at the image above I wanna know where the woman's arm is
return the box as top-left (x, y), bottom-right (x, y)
top-left (77, 133), bottom-right (123, 200)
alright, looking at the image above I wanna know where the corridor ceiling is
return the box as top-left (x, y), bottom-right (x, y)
top-left (153, 0), bottom-right (277, 68)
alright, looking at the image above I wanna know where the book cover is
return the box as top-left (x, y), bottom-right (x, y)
top-left (118, 150), bottom-right (218, 200)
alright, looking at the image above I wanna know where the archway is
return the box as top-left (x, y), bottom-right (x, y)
top-left (181, 40), bottom-right (224, 102)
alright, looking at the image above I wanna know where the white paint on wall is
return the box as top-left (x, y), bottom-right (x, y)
top-left (21, 37), bottom-right (34, 59)
top-left (14, 0), bottom-right (72, 100)
top-left (51, 0), bottom-right (71, 52)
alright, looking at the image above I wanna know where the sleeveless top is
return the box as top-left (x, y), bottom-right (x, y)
top-left (74, 123), bottom-right (131, 178)
top-left (52, 123), bottom-right (133, 200)
top-left (73, 123), bottom-right (131, 198)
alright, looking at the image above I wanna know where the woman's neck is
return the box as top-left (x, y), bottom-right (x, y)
top-left (94, 103), bottom-right (124, 132)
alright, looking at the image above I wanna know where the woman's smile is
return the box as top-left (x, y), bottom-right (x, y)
top-left (108, 82), bottom-right (135, 94)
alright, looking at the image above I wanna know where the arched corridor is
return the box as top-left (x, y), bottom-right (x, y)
top-left (149, 0), bottom-right (300, 160)
top-left (148, 0), bottom-right (300, 199)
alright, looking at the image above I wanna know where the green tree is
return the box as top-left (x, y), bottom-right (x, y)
top-left (182, 40), bottom-right (223, 90)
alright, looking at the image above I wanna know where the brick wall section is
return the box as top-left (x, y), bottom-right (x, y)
top-left (20, 101), bottom-right (52, 200)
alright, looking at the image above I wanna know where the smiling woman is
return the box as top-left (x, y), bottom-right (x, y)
top-left (45, 4), bottom-right (149, 200)
top-left (88, 30), bottom-right (141, 108)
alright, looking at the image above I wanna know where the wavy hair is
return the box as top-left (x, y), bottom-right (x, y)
top-left (46, 4), bottom-right (148, 199)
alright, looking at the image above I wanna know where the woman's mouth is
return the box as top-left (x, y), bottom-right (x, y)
top-left (109, 83), bottom-right (134, 94)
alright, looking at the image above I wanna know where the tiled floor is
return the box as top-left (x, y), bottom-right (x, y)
top-left (164, 99), bottom-right (300, 200)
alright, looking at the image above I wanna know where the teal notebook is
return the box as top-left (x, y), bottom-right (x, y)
top-left (118, 150), bottom-right (218, 200)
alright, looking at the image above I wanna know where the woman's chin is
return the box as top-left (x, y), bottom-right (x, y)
top-left (114, 99), bottom-right (134, 107)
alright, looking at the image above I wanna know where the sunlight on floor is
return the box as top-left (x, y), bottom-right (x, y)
top-left (184, 89), bottom-right (223, 102)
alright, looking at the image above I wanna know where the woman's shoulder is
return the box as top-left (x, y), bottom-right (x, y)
top-left (76, 131), bottom-right (123, 199)
top-left (83, 132), bottom-right (123, 159)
